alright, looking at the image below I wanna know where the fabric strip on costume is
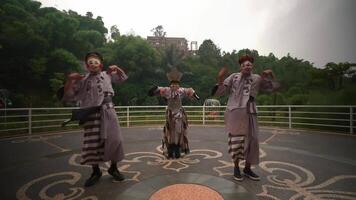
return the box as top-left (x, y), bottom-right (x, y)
top-left (81, 112), bottom-right (104, 165)
top-left (228, 133), bottom-right (245, 162)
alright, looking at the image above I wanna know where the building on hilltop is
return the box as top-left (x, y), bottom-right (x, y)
top-left (147, 36), bottom-right (198, 55)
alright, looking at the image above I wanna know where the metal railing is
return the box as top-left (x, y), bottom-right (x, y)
top-left (0, 105), bottom-right (355, 136)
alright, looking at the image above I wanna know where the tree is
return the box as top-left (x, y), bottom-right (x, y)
top-left (86, 12), bottom-right (93, 18)
top-left (0, 0), bottom-right (108, 106)
top-left (324, 62), bottom-right (353, 90)
top-left (151, 25), bottom-right (166, 37)
top-left (1, 0), bottom-right (356, 107)
top-left (100, 35), bottom-right (162, 105)
top-left (163, 45), bottom-right (185, 68)
top-left (110, 25), bottom-right (120, 41)
top-left (197, 39), bottom-right (221, 66)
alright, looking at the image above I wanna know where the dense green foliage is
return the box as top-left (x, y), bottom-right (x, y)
top-left (0, 0), bottom-right (355, 107)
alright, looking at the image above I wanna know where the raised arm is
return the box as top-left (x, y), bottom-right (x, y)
top-left (181, 87), bottom-right (200, 100)
top-left (62, 72), bottom-right (84, 102)
top-left (212, 67), bottom-right (233, 96)
top-left (148, 86), bottom-right (169, 97)
top-left (259, 69), bottom-right (280, 92)
top-left (107, 65), bottom-right (128, 84)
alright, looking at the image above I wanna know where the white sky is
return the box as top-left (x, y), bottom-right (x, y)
top-left (38, 0), bottom-right (356, 68)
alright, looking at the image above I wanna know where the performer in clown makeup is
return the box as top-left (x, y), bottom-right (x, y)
top-left (63, 52), bottom-right (128, 187)
top-left (212, 54), bottom-right (279, 181)
top-left (148, 68), bottom-right (199, 159)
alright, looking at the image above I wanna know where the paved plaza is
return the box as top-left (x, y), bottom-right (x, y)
top-left (1, 126), bottom-right (356, 199)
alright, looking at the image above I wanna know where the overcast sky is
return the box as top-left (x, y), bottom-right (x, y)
top-left (38, 0), bottom-right (356, 68)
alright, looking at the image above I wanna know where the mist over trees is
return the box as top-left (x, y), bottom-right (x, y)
top-left (0, 0), bottom-right (355, 107)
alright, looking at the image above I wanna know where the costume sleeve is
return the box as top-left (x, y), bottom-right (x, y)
top-left (62, 79), bottom-right (84, 102)
top-left (110, 70), bottom-right (128, 84)
top-left (158, 87), bottom-right (171, 98)
top-left (258, 75), bottom-right (280, 92)
top-left (182, 87), bottom-right (195, 98)
top-left (212, 73), bottom-right (234, 96)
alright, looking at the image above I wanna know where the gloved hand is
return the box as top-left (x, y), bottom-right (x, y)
top-left (148, 86), bottom-right (159, 96)
top-left (56, 86), bottom-right (64, 100)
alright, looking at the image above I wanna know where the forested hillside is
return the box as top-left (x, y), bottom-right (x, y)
top-left (1, 0), bottom-right (355, 107)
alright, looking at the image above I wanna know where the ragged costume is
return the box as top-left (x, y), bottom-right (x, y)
top-left (62, 52), bottom-right (127, 186)
top-left (212, 54), bottom-right (280, 181)
top-left (63, 71), bottom-right (127, 165)
top-left (148, 68), bottom-right (198, 159)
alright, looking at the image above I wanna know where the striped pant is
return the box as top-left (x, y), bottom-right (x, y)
top-left (228, 133), bottom-right (245, 162)
top-left (81, 112), bottom-right (104, 165)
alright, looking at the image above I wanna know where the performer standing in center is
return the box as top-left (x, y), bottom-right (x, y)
top-left (148, 67), bottom-right (198, 159)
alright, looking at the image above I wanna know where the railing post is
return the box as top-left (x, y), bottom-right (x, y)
top-left (28, 108), bottom-right (32, 135)
top-left (350, 106), bottom-right (353, 134)
top-left (126, 107), bottom-right (130, 127)
top-left (288, 106), bottom-right (292, 129)
top-left (202, 105), bottom-right (205, 125)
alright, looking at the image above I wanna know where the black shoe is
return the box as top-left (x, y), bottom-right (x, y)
top-left (108, 167), bottom-right (125, 181)
top-left (174, 144), bottom-right (181, 159)
top-left (233, 167), bottom-right (243, 181)
top-left (167, 144), bottom-right (174, 159)
top-left (184, 148), bottom-right (190, 154)
top-left (243, 168), bottom-right (260, 181)
top-left (84, 171), bottom-right (102, 187)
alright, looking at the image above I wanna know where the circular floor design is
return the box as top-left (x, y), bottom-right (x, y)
top-left (116, 173), bottom-right (254, 200)
top-left (149, 183), bottom-right (224, 200)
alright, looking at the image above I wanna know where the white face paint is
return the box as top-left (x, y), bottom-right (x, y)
top-left (240, 61), bottom-right (253, 75)
top-left (87, 57), bottom-right (102, 73)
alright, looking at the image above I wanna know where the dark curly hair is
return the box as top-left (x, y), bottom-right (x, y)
top-left (85, 52), bottom-right (103, 63)
top-left (238, 54), bottom-right (254, 65)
